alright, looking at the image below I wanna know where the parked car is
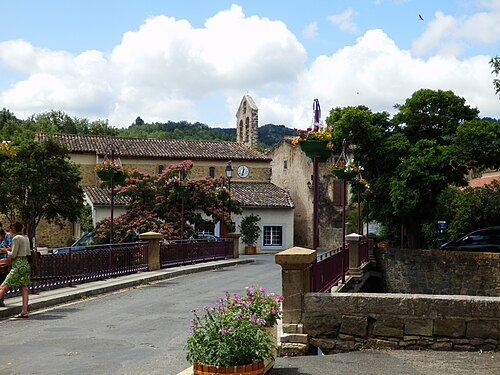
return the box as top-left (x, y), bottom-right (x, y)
top-left (51, 231), bottom-right (139, 254)
top-left (51, 232), bottom-right (96, 254)
top-left (440, 226), bottom-right (500, 252)
top-left (188, 233), bottom-right (222, 242)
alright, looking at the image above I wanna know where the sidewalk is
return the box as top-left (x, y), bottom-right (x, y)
top-left (0, 257), bottom-right (254, 319)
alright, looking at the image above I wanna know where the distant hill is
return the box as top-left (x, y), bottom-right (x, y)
top-left (121, 120), bottom-right (295, 147)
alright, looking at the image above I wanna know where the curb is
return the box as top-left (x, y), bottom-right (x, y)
top-left (0, 258), bottom-right (255, 319)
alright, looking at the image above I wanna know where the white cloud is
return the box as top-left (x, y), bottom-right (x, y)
top-left (258, 30), bottom-right (498, 130)
top-left (412, 3), bottom-right (500, 57)
top-left (302, 22), bottom-right (318, 39)
top-left (0, 5), bottom-right (306, 126)
top-left (0, 5), bottom-right (498, 131)
top-left (327, 8), bottom-right (358, 34)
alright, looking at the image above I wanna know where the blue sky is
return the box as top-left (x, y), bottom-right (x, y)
top-left (1, 0), bottom-right (499, 128)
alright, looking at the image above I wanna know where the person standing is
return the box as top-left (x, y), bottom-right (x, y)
top-left (0, 221), bottom-right (31, 317)
top-left (0, 224), bottom-right (8, 307)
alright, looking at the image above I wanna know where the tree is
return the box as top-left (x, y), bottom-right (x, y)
top-left (326, 89), bottom-right (498, 248)
top-left (93, 160), bottom-right (241, 242)
top-left (0, 137), bottom-right (84, 246)
top-left (490, 56), bottom-right (500, 97)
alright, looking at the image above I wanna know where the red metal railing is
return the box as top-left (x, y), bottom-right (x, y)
top-left (160, 238), bottom-right (233, 268)
top-left (359, 239), bottom-right (368, 265)
top-left (5, 242), bottom-right (148, 298)
top-left (310, 245), bottom-right (349, 292)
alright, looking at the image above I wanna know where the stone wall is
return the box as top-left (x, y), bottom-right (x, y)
top-left (304, 293), bottom-right (500, 353)
top-left (375, 248), bottom-right (500, 296)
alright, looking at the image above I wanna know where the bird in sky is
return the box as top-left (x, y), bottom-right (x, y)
top-left (419, 14), bottom-right (424, 21)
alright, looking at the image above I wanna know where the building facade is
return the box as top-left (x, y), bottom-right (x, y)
top-left (35, 133), bottom-right (294, 253)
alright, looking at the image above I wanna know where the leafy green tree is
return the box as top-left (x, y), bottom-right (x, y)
top-left (0, 137), bottom-right (84, 246)
top-left (93, 160), bottom-right (241, 242)
top-left (326, 89), bottom-right (498, 248)
top-left (429, 181), bottom-right (500, 242)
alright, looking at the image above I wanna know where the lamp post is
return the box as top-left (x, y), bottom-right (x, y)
top-left (225, 161), bottom-right (233, 235)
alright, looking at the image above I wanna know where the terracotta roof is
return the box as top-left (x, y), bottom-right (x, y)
top-left (36, 133), bottom-right (271, 161)
top-left (469, 174), bottom-right (500, 188)
top-left (83, 186), bottom-right (128, 206)
top-left (232, 181), bottom-right (294, 208)
top-left (83, 182), bottom-right (293, 209)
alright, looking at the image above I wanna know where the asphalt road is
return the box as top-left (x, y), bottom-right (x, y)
top-left (0, 254), bottom-right (282, 375)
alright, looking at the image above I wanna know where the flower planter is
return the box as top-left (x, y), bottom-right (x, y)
top-left (299, 140), bottom-right (329, 159)
top-left (350, 182), bottom-right (367, 193)
top-left (244, 245), bottom-right (256, 255)
top-left (114, 171), bottom-right (127, 184)
top-left (193, 361), bottom-right (264, 375)
top-left (97, 170), bottom-right (114, 181)
top-left (316, 148), bottom-right (332, 162)
top-left (330, 169), bottom-right (357, 181)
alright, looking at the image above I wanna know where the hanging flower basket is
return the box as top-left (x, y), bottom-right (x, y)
top-left (97, 170), bottom-right (114, 181)
top-left (193, 361), bottom-right (264, 375)
top-left (299, 140), bottom-right (330, 159)
top-left (330, 168), bottom-right (357, 180)
top-left (316, 148), bottom-right (333, 162)
top-left (350, 181), bottom-right (367, 193)
top-left (114, 171), bottom-right (127, 184)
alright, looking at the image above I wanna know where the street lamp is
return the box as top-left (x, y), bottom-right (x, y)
top-left (225, 161), bottom-right (233, 234)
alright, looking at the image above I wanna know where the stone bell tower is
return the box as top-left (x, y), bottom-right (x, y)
top-left (236, 95), bottom-right (258, 149)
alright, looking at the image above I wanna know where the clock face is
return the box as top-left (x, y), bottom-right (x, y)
top-left (237, 165), bottom-right (249, 178)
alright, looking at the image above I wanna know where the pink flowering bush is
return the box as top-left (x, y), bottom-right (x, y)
top-left (225, 286), bottom-right (283, 327)
top-left (94, 160), bottom-right (242, 242)
top-left (185, 286), bottom-right (283, 367)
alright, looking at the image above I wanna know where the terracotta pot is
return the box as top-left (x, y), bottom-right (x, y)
top-left (244, 245), bottom-right (256, 255)
top-left (193, 361), bottom-right (264, 375)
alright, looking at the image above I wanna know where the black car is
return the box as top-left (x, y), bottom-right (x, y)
top-left (440, 226), bottom-right (500, 252)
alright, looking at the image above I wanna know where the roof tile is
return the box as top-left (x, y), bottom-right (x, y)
top-left (36, 133), bottom-right (271, 161)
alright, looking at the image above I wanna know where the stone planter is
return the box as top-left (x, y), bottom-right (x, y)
top-left (264, 325), bottom-right (278, 373)
top-left (193, 361), bottom-right (264, 375)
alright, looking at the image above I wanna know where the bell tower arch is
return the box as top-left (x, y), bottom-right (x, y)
top-left (236, 95), bottom-right (258, 149)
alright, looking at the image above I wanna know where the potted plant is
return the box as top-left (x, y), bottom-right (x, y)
top-left (239, 214), bottom-right (261, 255)
top-left (185, 286), bottom-right (283, 375)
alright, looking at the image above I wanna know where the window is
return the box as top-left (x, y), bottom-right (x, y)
top-left (263, 226), bottom-right (283, 247)
top-left (158, 165), bottom-right (164, 175)
top-left (283, 160), bottom-right (288, 169)
top-left (209, 166), bottom-right (215, 178)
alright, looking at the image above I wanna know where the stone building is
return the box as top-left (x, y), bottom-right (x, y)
top-left (34, 133), bottom-right (294, 253)
top-left (267, 138), bottom-right (345, 250)
top-left (236, 95), bottom-right (258, 149)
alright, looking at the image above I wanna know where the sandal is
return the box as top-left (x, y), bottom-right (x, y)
top-left (13, 313), bottom-right (29, 319)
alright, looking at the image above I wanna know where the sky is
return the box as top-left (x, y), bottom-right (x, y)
top-left (1, 0), bottom-right (499, 129)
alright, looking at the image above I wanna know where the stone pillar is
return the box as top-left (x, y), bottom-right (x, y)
top-left (275, 247), bottom-right (316, 357)
top-left (346, 233), bottom-right (362, 276)
top-left (139, 231), bottom-right (163, 271)
top-left (227, 233), bottom-right (241, 258)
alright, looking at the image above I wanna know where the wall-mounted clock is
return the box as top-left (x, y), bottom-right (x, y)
top-left (237, 165), bottom-right (249, 178)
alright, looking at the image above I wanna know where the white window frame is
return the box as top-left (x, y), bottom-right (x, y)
top-left (262, 225), bottom-right (284, 249)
